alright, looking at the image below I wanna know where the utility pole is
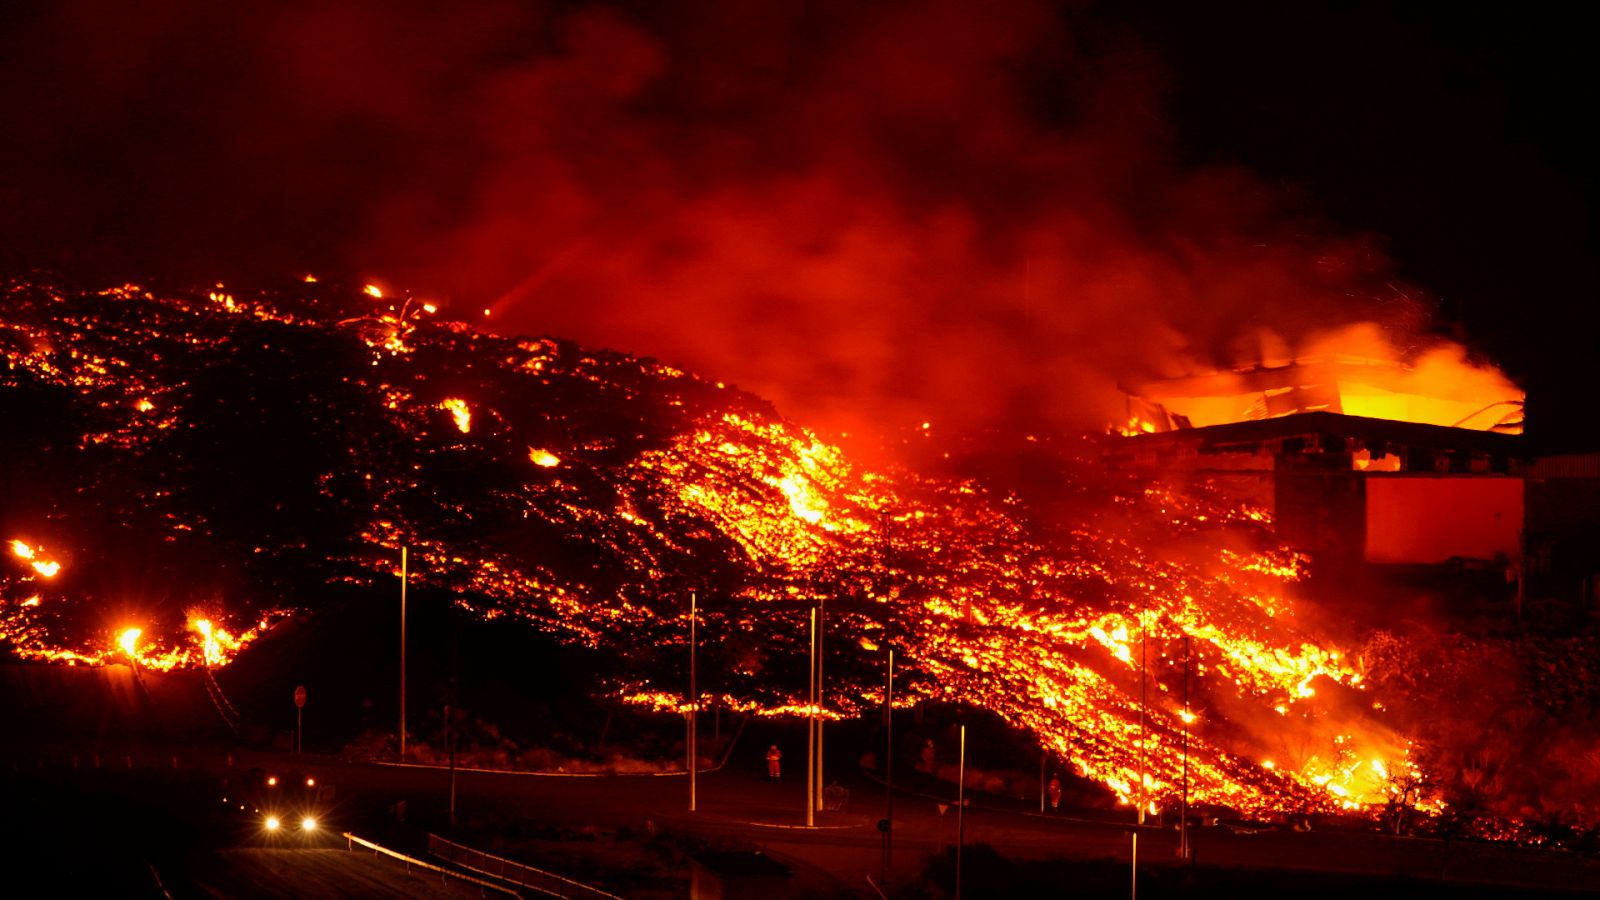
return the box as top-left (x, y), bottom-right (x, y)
top-left (815, 599), bottom-right (825, 813)
top-left (399, 546), bottom-right (408, 761)
top-left (883, 647), bottom-right (895, 887)
top-left (689, 591), bottom-right (698, 813)
top-left (1133, 613), bottom-right (1147, 900)
top-left (1179, 634), bottom-right (1191, 861)
top-left (447, 703), bottom-right (458, 826)
top-left (956, 723), bottom-right (966, 900)
top-left (806, 606), bottom-right (817, 827)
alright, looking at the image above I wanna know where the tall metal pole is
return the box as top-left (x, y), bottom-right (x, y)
top-left (447, 703), bottom-right (458, 826)
top-left (956, 723), bottom-right (966, 900)
top-left (884, 647), bottom-right (894, 887)
top-left (806, 606), bottom-right (816, 827)
top-left (815, 600), bottom-right (825, 813)
top-left (1131, 820), bottom-right (1138, 900)
top-left (1133, 614), bottom-right (1146, 900)
top-left (1040, 753), bottom-right (1046, 813)
top-left (689, 591), bottom-right (697, 813)
top-left (399, 546), bottom-right (408, 761)
top-left (1179, 633), bottom-right (1191, 860)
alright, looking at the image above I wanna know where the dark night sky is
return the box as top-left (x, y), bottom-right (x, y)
top-left (1124, 1), bottom-right (1599, 452)
top-left (2, 1), bottom-right (1595, 450)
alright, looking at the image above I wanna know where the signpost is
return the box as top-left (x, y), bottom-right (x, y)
top-left (294, 685), bottom-right (307, 755)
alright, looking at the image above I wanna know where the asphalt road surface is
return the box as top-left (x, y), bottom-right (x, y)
top-left (8, 738), bottom-right (1600, 898)
top-left (188, 849), bottom-right (489, 899)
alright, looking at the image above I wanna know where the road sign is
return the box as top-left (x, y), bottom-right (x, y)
top-left (294, 685), bottom-right (307, 708)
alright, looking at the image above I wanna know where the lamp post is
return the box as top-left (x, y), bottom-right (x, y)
top-left (956, 723), bottom-right (966, 900)
top-left (689, 590), bottom-right (698, 813)
top-left (1132, 612), bottom-right (1147, 900)
top-left (447, 702), bottom-right (458, 825)
top-left (883, 647), bottom-right (894, 887)
top-left (399, 546), bottom-right (408, 762)
top-left (806, 605), bottom-right (816, 827)
top-left (1179, 634), bottom-right (1191, 860)
top-left (815, 598), bottom-right (825, 813)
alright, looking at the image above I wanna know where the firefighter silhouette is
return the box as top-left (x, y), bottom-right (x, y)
top-left (1048, 774), bottom-right (1063, 810)
top-left (766, 744), bottom-right (782, 780)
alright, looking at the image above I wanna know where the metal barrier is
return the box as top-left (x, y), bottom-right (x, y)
top-left (428, 833), bottom-right (623, 900)
top-left (202, 668), bottom-right (243, 737)
top-left (342, 832), bottom-right (520, 898)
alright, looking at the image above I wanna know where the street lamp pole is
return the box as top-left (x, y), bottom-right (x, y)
top-left (1179, 633), bottom-right (1191, 860)
top-left (815, 599), bottom-right (825, 813)
top-left (689, 590), bottom-right (697, 813)
top-left (399, 545), bottom-right (408, 762)
top-left (806, 605), bottom-right (816, 828)
top-left (1133, 612), bottom-right (1147, 900)
top-left (447, 703), bottom-right (458, 826)
top-left (883, 647), bottom-right (894, 887)
top-left (956, 723), bottom-right (966, 900)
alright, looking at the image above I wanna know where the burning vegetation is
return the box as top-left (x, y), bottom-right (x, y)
top-left (0, 276), bottom-right (1545, 829)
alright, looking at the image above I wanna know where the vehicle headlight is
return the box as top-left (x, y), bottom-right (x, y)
top-left (264, 816), bottom-right (280, 831)
top-left (301, 816), bottom-right (317, 832)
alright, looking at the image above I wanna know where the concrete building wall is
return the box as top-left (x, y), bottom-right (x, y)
top-left (1363, 476), bottom-right (1523, 564)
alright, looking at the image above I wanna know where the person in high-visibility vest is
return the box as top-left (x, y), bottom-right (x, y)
top-left (766, 744), bottom-right (782, 780)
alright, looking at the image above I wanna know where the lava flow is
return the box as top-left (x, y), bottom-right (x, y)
top-left (1, 277), bottom-right (1428, 820)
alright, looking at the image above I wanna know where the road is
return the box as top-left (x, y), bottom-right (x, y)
top-left (8, 739), bottom-right (1600, 898)
top-left (187, 849), bottom-right (489, 899)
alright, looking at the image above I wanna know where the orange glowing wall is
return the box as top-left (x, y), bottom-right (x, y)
top-left (1363, 476), bottom-right (1523, 564)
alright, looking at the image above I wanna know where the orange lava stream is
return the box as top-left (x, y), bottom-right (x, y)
top-left (0, 278), bottom-right (1434, 820)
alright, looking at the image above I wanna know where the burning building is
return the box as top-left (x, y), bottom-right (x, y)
top-left (1108, 352), bottom-right (1528, 571)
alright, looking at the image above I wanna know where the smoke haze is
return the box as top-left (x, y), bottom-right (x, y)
top-left (0, 0), bottom-right (1447, 440)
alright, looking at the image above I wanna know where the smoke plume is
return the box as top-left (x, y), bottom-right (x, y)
top-left (0, 0), bottom-right (1442, 442)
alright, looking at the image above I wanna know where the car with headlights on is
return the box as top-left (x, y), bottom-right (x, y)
top-left (219, 766), bottom-right (334, 842)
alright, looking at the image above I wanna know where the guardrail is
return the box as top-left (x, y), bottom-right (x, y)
top-left (428, 833), bottom-right (623, 900)
top-left (342, 832), bottom-right (521, 898)
top-left (201, 668), bottom-right (243, 737)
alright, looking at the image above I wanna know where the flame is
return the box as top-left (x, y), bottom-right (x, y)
top-left (192, 618), bottom-right (219, 666)
top-left (441, 398), bottom-right (472, 433)
top-left (1124, 324), bottom-right (1523, 434)
top-left (364, 284), bottom-right (383, 299)
top-left (1114, 416), bottom-right (1159, 436)
top-left (528, 449), bottom-right (561, 467)
top-left (10, 540), bottom-right (60, 577)
top-left (117, 627), bottom-right (142, 657)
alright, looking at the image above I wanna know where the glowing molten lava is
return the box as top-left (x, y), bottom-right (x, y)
top-left (441, 397), bottom-right (472, 433)
top-left (0, 278), bottom-right (1439, 821)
